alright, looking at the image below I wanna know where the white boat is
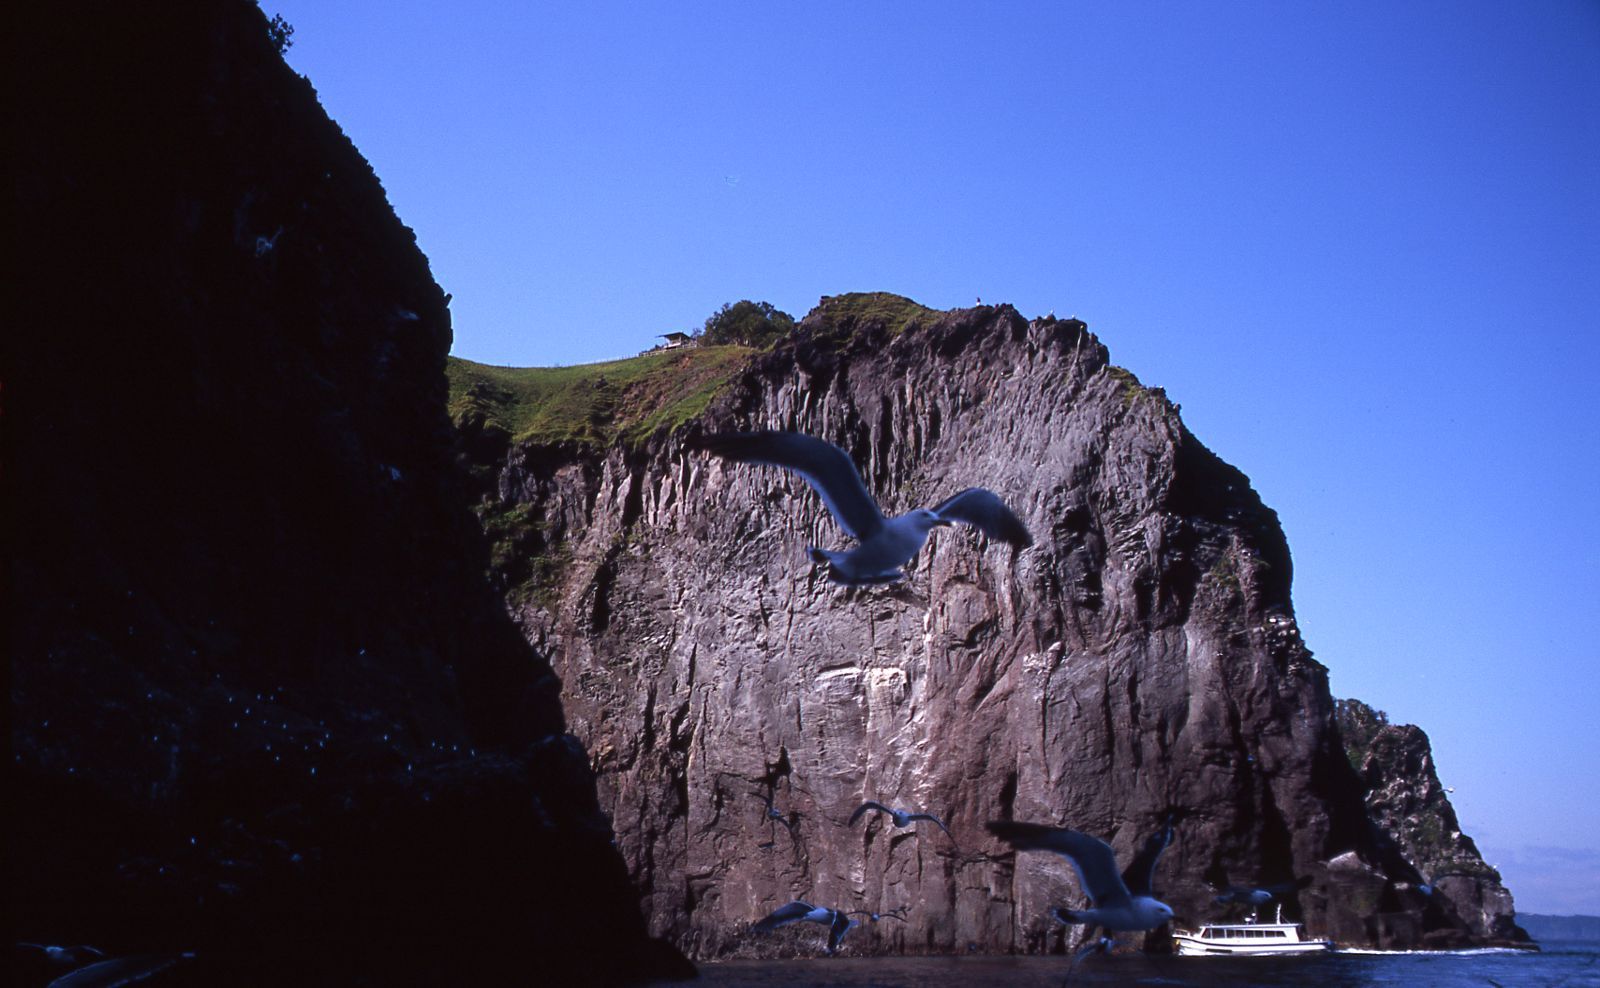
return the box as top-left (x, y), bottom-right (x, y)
top-left (1173, 906), bottom-right (1333, 957)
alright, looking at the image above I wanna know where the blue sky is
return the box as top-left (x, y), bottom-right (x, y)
top-left (270, 1), bottom-right (1600, 915)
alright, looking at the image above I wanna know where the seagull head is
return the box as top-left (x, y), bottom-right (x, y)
top-left (910, 509), bottom-right (952, 531)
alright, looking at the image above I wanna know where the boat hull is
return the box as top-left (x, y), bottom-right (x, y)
top-left (1173, 921), bottom-right (1333, 957)
top-left (1174, 937), bottom-right (1333, 957)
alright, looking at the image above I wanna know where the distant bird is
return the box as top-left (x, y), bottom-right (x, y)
top-left (699, 431), bottom-right (1033, 586)
top-left (849, 801), bottom-right (952, 838)
top-left (987, 817), bottom-right (1176, 932)
top-left (751, 901), bottom-right (895, 954)
top-left (754, 790), bottom-right (801, 836)
top-left (1211, 875), bottom-right (1312, 907)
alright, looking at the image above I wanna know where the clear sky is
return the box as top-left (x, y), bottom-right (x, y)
top-left (269, 1), bottom-right (1600, 915)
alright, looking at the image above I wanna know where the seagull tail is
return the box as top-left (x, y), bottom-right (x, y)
top-left (808, 546), bottom-right (838, 566)
top-left (808, 547), bottom-right (855, 584)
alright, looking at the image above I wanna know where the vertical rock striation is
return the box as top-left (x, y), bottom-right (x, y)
top-left (8, 2), bottom-right (685, 982)
top-left (460, 294), bottom-right (1524, 956)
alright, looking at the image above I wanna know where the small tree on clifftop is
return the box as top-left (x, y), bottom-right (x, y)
top-left (267, 13), bottom-right (295, 53)
top-left (695, 300), bottom-right (795, 348)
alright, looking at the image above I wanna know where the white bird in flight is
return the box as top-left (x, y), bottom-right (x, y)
top-left (987, 818), bottom-right (1176, 933)
top-left (751, 900), bottom-right (903, 954)
top-left (849, 800), bottom-right (952, 838)
top-left (699, 431), bottom-right (1033, 586)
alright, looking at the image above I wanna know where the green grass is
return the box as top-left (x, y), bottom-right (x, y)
top-left (446, 295), bottom-right (952, 446)
top-left (810, 292), bottom-right (946, 337)
top-left (1104, 365), bottom-right (1148, 405)
top-left (446, 345), bottom-right (755, 446)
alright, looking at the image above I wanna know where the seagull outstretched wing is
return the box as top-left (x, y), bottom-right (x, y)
top-left (987, 821), bottom-right (1131, 909)
top-left (906, 813), bottom-right (953, 837)
top-left (931, 488), bottom-right (1033, 547)
top-left (753, 900), bottom-right (821, 931)
top-left (826, 911), bottom-right (853, 952)
top-left (849, 801), bottom-right (892, 825)
top-left (46, 954), bottom-right (185, 988)
top-left (701, 432), bottom-right (885, 541)
top-left (1120, 817), bottom-right (1175, 897)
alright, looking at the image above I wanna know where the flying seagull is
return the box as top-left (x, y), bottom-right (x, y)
top-left (751, 901), bottom-right (901, 954)
top-left (1212, 875), bottom-right (1312, 906)
top-left (849, 801), bottom-right (952, 838)
top-left (1118, 816), bottom-right (1176, 905)
top-left (754, 790), bottom-right (801, 836)
top-left (699, 431), bottom-right (1032, 586)
top-left (987, 818), bottom-right (1176, 932)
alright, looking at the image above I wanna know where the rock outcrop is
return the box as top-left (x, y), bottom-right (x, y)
top-left (1336, 699), bottom-right (1526, 946)
top-left (456, 293), bottom-right (1525, 957)
top-left (9, 3), bottom-right (686, 982)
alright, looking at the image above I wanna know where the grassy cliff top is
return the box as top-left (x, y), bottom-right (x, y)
top-left (447, 345), bottom-right (755, 447)
top-left (810, 292), bottom-right (946, 336)
top-left (445, 294), bottom-right (956, 448)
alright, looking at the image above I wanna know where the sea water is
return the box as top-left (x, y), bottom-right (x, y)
top-left (657, 940), bottom-right (1600, 987)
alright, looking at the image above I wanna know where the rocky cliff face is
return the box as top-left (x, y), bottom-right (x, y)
top-left (459, 294), bottom-right (1524, 957)
top-left (1336, 699), bottom-right (1526, 946)
top-left (9, 3), bottom-right (684, 982)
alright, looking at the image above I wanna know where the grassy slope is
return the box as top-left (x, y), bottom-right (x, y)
top-left (443, 294), bottom-right (958, 448)
top-left (447, 344), bottom-right (755, 446)
top-left (441, 293), bottom-right (1050, 451)
top-left (809, 291), bottom-right (944, 337)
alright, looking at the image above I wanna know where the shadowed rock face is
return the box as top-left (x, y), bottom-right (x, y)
top-left (463, 297), bottom-right (1523, 957)
top-left (9, 2), bottom-right (685, 982)
top-left (1336, 699), bottom-right (1526, 947)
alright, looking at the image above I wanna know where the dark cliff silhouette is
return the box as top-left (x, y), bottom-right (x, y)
top-left (8, 2), bottom-right (688, 983)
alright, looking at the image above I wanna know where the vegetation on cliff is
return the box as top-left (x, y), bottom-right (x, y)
top-left (695, 299), bottom-right (796, 347)
top-left (444, 298), bottom-right (1525, 955)
top-left (447, 344), bottom-right (754, 447)
top-left (1336, 697), bottom-right (1523, 941)
top-left (808, 291), bottom-right (945, 339)
top-left (444, 294), bottom-right (958, 449)
top-left (1336, 697), bottom-right (1391, 771)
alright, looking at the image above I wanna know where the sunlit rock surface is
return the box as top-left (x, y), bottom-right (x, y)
top-left (458, 295), bottom-right (1525, 957)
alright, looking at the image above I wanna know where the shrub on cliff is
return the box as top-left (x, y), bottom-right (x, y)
top-left (696, 299), bottom-right (795, 348)
top-left (1335, 697), bottom-right (1391, 771)
top-left (267, 13), bottom-right (294, 52)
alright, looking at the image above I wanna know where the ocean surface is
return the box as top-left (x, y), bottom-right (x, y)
top-left (659, 941), bottom-right (1600, 987)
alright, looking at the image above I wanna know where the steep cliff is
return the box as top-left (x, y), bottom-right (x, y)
top-left (1336, 699), bottom-right (1526, 946)
top-left (8, 2), bottom-right (685, 982)
top-left (452, 293), bottom-right (1523, 957)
